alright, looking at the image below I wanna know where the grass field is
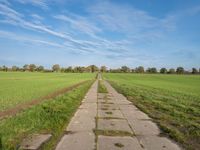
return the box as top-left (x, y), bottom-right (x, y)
top-left (103, 73), bottom-right (200, 150)
top-left (0, 72), bottom-right (94, 150)
top-left (0, 72), bottom-right (95, 111)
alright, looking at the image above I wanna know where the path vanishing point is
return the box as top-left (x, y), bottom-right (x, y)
top-left (55, 78), bottom-right (182, 150)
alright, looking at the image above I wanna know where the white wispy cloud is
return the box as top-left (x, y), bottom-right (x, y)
top-left (15, 0), bottom-right (48, 9)
top-left (0, 30), bottom-right (63, 48)
top-left (54, 14), bottom-right (101, 37)
top-left (31, 14), bottom-right (44, 20)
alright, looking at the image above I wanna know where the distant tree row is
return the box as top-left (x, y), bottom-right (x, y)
top-left (0, 64), bottom-right (199, 74)
top-left (0, 64), bottom-right (99, 73)
top-left (108, 66), bottom-right (200, 74)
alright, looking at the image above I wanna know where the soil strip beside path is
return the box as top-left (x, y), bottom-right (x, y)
top-left (0, 80), bottom-right (90, 120)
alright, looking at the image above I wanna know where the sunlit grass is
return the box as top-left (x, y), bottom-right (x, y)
top-left (0, 72), bottom-right (95, 111)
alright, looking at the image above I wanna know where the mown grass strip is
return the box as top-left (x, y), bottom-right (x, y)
top-left (0, 80), bottom-right (93, 150)
top-left (98, 80), bottom-right (108, 93)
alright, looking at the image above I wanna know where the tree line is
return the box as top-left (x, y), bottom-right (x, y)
top-left (0, 64), bottom-right (199, 74)
top-left (0, 64), bottom-right (98, 73)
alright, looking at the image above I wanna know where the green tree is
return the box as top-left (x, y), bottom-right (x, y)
top-left (23, 64), bottom-right (29, 71)
top-left (87, 65), bottom-right (98, 73)
top-left (36, 66), bottom-right (44, 72)
top-left (121, 66), bottom-right (130, 73)
top-left (160, 68), bottom-right (167, 74)
top-left (2, 65), bottom-right (8, 72)
top-left (52, 64), bottom-right (60, 72)
top-left (12, 66), bottom-right (19, 71)
top-left (65, 66), bottom-right (73, 73)
top-left (146, 68), bottom-right (157, 73)
top-left (176, 67), bottom-right (184, 74)
top-left (192, 68), bottom-right (198, 74)
top-left (135, 66), bottom-right (144, 73)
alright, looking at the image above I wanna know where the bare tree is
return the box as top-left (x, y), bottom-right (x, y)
top-left (29, 64), bottom-right (36, 72)
top-left (52, 64), bottom-right (60, 72)
top-left (100, 66), bottom-right (107, 73)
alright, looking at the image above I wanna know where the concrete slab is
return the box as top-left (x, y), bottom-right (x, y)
top-left (98, 104), bottom-right (119, 110)
top-left (119, 104), bottom-right (138, 111)
top-left (73, 107), bottom-right (97, 118)
top-left (129, 120), bottom-right (160, 135)
top-left (66, 113), bottom-right (95, 132)
top-left (98, 136), bottom-right (143, 150)
top-left (98, 93), bottom-right (106, 99)
top-left (98, 109), bottom-right (124, 118)
top-left (115, 100), bottom-right (132, 105)
top-left (98, 99), bottom-right (116, 104)
top-left (98, 119), bottom-right (132, 133)
top-left (138, 135), bottom-right (181, 150)
top-left (122, 109), bottom-right (150, 120)
top-left (55, 132), bottom-right (95, 150)
top-left (20, 134), bottom-right (52, 150)
top-left (79, 102), bottom-right (97, 109)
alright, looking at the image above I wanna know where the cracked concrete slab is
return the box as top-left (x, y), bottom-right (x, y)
top-left (98, 136), bottom-right (143, 150)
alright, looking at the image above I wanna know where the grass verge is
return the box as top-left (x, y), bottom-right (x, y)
top-left (0, 80), bottom-right (93, 150)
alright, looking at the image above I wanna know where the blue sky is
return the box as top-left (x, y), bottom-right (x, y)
top-left (0, 0), bottom-right (200, 69)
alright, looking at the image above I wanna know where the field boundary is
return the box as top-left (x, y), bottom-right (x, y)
top-left (0, 80), bottom-right (91, 120)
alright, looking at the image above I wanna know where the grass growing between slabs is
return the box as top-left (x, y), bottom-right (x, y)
top-left (104, 73), bottom-right (200, 150)
top-left (0, 81), bottom-right (93, 150)
top-left (98, 80), bottom-right (108, 93)
top-left (0, 72), bottom-right (95, 111)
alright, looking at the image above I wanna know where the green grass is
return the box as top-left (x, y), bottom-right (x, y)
top-left (0, 72), bottom-right (95, 111)
top-left (0, 81), bottom-right (93, 150)
top-left (98, 80), bottom-right (108, 93)
top-left (104, 73), bottom-right (200, 150)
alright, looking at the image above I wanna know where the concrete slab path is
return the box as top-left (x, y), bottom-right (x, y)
top-left (55, 79), bottom-right (182, 150)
